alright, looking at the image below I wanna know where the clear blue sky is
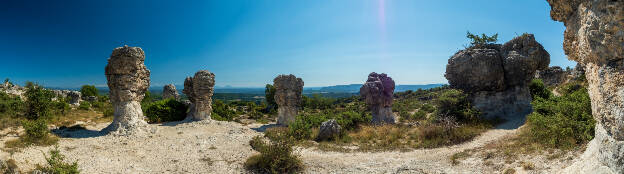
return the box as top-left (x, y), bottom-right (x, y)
top-left (0, 0), bottom-right (572, 88)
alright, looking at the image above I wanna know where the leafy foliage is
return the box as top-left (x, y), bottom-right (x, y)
top-left (529, 79), bottom-right (552, 99)
top-left (211, 99), bottom-right (237, 121)
top-left (524, 81), bottom-right (594, 149)
top-left (24, 82), bottom-right (54, 120)
top-left (143, 99), bottom-right (188, 123)
top-left (79, 85), bottom-right (98, 97)
top-left (245, 135), bottom-right (303, 174)
top-left (466, 31), bottom-right (498, 46)
top-left (37, 146), bottom-right (80, 174)
top-left (265, 84), bottom-right (277, 110)
top-left (22, 119), bottom-right (49, 141)
top-left (435, 89), bottom-right (480, 121)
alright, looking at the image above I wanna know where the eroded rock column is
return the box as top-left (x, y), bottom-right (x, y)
top-left (547, 0), bottom-right (624, 172)
top-left (103, 46), bottom-right (150, 134)
top-left (273, 74), bottom-right (303, 125)
top-left (162, 84), bottom-right (179, 100)
top-left (445, 34), bottom-right (549, 120)
top-left (360, 72), bottom-right (396, 124)
top-left (183, 70), bottom-right (215, 121)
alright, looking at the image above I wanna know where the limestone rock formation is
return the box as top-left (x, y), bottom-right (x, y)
top-left (162, 84), bottom-right (179, 100)
top-left (273, 74), bottom-right (304, 125)
top-left (535, 66), bottom-right (568, 86)
top-left (445, 34), bottom-right (550, 119)
top-left (103, 46), bottom-right (151, 135)
top-left (547, 0), bottom-right (624, 172)
top-left (183, 70), bottom-right (215, 121)
top-left (67, 91), bottom-right (82, 105)
top-left (360, 72), bottom-right (396, 124)
top-left (317, 119), bottom-right (342, 140)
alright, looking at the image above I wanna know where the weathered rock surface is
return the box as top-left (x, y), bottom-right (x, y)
top-left (547, 0), bottom-right (624, 172)
top-left (103, 46), bottom-right (151, 135)
top-left (535, 66), bottom-right (568, 86)
top-left (317, 119), bottom-right (342, 140)
top-left (273, 74), bottom-right (304, 125)
top-left (67, 91), bottom-right (82, 105)
top-left (183, 70), bottom-right (215, 121)
top-left (445, 34), bottom-right (550, 120)
top-left (162, 84), bottom-right (179, 100)
top-left (360, 72), bottom-right (396, 124)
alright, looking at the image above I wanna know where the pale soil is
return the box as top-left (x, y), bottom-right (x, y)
top-left (1, 117), bottom-right (582, 174)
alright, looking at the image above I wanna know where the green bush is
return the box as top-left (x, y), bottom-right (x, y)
top-left (525, 84), bottom-right (595, 149)
top-left (303, 94), bottom-right (336, 110)
top-left (144, 99), bottom-right (188, 123)
top-left (265, 84), bottom-right (277, 111)
top-left (466, 31), bottom-right (498, 46)
top-left (435, 89), bottom-right (479, 121)
top-left (287, 111), bottom-right (370, 140)
top-left (78, 101), bottom-right (90, 111)
top-left (245, 135), bottom-right (303, 173)
top-left (529, 79), bottom-right (552, 99)
top-left (211, 100), bottom-right (237, 121)
top-left (22, 119), bottom-right (49, 141)
top-left (38, 146), bottom-right (80, 174)
top-left (79, 85), bottom-right (98, 97)
top-left (24, 82), bottom-right (54, 120)
top-left (0, 91), bottom-right (24, 117)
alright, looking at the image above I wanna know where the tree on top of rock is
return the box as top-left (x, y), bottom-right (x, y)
top-left (466, 31), bottom-right (498, 47)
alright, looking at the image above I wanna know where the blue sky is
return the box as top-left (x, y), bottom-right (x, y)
top-left (0, 0), bottom-right (572, 88)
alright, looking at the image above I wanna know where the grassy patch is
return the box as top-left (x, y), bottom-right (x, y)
top-left (36, 146), bottom-right (80, 174)
top-left (245, 135), bottom-right (303, 174)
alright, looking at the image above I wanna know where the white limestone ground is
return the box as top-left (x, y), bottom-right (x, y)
top-left (1, 119), bottom-right (582, 174)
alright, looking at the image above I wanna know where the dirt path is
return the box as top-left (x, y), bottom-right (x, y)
top-left (300, 125), bottom-right (518, 173)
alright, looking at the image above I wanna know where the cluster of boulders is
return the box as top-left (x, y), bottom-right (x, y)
top-left (360, 72), bottom-right (396, 124)
top-left (445, 34), bottom-right (550, 119)
top-left (534, 64), bottom-right (586, 87)
top-left (51, 90), bottom-right (82, 105)
top-left (273, 74), bottom-right (304, 125)
top-left (1, 81), bottom-right (25, 98)
top-left (183, 70), bottom-right (215, 121)
top-left (102, 46), bottom-right (151, 135)
top-left (547, 0), bottom-right (624, 172)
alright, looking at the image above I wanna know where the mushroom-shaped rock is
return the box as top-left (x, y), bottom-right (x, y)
top-left (535, 66), bottom-right (568, 86)
top-left (67, 91), bottom-right (82, 105)
top-left (273, 74), bottom-right (304, 125)
top-left (103, 46), bottom-right (151, 134)
top-left (317, 119), bottom-right (342, 140)
top-left (183, 70), bottom-right (215, 121)
top-left (547, 0), bottom-right (624, 172)
top-left (162, 84), bottom-right (179, 100)
top-left (360, 72), bottom-right (396, 124)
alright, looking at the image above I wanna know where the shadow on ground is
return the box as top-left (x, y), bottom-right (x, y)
top-left (251, 123), bottom-right (282, 132)
top-left (51, 125), bottom-right (106, 138)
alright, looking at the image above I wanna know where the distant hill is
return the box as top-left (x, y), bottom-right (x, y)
top-left (317, 84), bottom-right (445, 93)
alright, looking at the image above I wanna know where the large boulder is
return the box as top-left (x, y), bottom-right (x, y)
top-left (162, 84), bottom-right (179, 100)
top-left (103, 46), bottom-right (151, 135)
top-left (183, 70), bottom-right (215, 121)
top-left (445, 34), bottom-right (549, 120)
top-left (67, 91), bottom-right (82, 105)
top-left (273, 74), bottom-right (304, 125)
top-left (547, 0), bottom-right (624, 172)
top-left (317, 119), bottom-right (342, 140)
top-left (360, 72), bottom-right (396, 124)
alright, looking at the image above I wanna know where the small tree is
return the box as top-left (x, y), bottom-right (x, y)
top-left (265, 84), bottom-right (277, 108)
top-left (79, 85), bottom-right (98, 97)
top-left (466, 31), bottom-right (498, 46)
top-left (24, 82), bottom-right (54, 120)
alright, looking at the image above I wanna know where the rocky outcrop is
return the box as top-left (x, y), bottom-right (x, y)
top-left (273, 74), bottom-right (304, 125)
top-left (183, 70), bottom-right (215, 121)
top-left (317, 119), bottom-right (342, 140)
top-left (547, 0), bottom-right (624, 172)
top-left (162, 84), bottom-right (179, 100)
top-left (535, 66), bottom-right (568, 86)
top-left (67, 91), bottom-right (82, 105)
top-left (360, 72), bottom-right (396, 124)
top-left (445, 34), bottom-right (550, 119)
top-left (103, 46), bottom-right (151, 135)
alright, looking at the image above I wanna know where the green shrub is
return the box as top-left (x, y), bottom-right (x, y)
top-left (466, 31), bottom-right (498, 46)
top-left (24, 82), bottom-right (54, 120)
top-left (78, 101), bottom-right (90, 111)
top-left (529, 79), bottom-right (552, 99)
top-left (412, 110), bottom-right (427, 120)
top-left (245, 135), bottom-right (303, 173)
top-left (265, 84), bottom-right (277, 111)
top-left (211, 100), bottom-right (236, 121)
top-left (0, 91), bottom-right (24, 117)
top-left (37, 146), bottom-right (80, 174)
top-left (525, 85), bottom-right (594, 149)
top-left (79, 85), bottom-right (98, 97)
top-left (22, 119), bottom-right (49, 141)
top-left (420, 103), bottom-right (435, 113)
top-left (435, 89), bottom-right (479, 121)
top-left (144, 99), bottom-right (188, 123)
top-left (103, 108), bottom-right (114, 117)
